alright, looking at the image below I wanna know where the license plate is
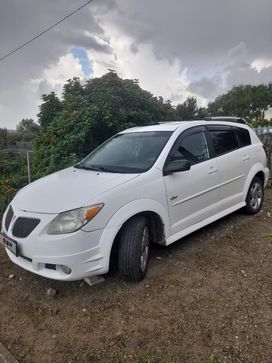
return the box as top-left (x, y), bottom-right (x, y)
top-left (0, 233), bottom-right (18, 256)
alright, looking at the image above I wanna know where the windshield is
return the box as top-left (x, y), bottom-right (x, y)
top-left (75, 131), bottom-right (173, 173)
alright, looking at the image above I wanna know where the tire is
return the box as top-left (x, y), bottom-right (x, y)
top-left (118, 216), bottom-right (150, 282)
top-left (244, 176), bottom-right (264, 215)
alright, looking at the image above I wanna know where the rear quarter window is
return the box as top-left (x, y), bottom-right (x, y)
top-left (234, 127), bottom-right (251, 147)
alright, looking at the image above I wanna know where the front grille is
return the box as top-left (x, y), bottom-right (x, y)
top-left (5, 206), bottom-right (14, 231)
top-left (12, 217), bottom-right (40, 238)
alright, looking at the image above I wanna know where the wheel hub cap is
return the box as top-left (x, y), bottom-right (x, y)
top-left (249, 182), bottom-right (262, 210)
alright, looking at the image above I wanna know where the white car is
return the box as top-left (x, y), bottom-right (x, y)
top-left (1, 121), bottom-right (269, 282)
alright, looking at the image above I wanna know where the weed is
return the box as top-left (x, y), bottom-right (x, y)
top-left (198, 354), bottom-right (216, 363)
top-left (264, 232), bottom-right (272, 241)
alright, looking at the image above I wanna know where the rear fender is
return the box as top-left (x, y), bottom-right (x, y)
top-left (243, 163), bottom-right (265, 200)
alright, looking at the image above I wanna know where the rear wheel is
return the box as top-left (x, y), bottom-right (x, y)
top-left (118, 216), bottom-right (150, 282)
top-left (244, 176), bottom-right (264, 214)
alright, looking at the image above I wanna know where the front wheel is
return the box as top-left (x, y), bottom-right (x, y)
top-left (118, 216), bottom-right (150, 282)
top-left (244, 176), bottom-right (264, 215)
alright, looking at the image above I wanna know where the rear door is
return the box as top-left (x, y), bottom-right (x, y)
top-left (163, 126), bottom-right (220, 235)
top-left (207, 125), bottom-right (252, 210)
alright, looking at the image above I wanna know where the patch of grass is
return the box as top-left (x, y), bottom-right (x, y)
top-left (264, 232), bottom-right (272, 241)
top-left (198, 354), bottom-right (217, 363)
top-left (115, 349), bottom-right (174, 363)
top-left (116, 351), bottom-right (127, 363)
top-left (137, 349), bottom-right (174, 363)
top-left (138, 350), bottom-right (150, 363)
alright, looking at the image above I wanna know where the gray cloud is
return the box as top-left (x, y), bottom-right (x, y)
top-left (0, 0), bottom-right (272, 128)
top-left (227, 63), bottom-right (272, 88)
top-left (0, 0), bottom-right (114, 128)
top-left (129, 42), bottom-right (139, 54)
top-left (106, 0), bottom-right (272, 100)
top-left (61, 31), bottom-right (113, 54)
top-left (110, 0), bottom-right (272, 67)
top-left (188, 75), bottom-right (224, 100)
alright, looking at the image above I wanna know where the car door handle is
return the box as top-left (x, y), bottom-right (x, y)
top-left (242, 155), bottom-right (250, 161)
top-left (208, 166), bottom-right (218, 175)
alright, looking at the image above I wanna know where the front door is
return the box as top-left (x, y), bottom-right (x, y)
top-left (163, 127), bottom-right (220, 236)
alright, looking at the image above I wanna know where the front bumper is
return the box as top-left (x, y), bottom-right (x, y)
top-left (1, 203), bottom-right (108, 281)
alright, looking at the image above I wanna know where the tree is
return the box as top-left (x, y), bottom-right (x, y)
top-left (38, 92), bottom-right (63, 128)
top-left (250, 85), bottom-right (271, 120)
top-left (16, 118), bottom-right (40, 141)
top-left (197, 107), bottom-right (209, 119)
top-left (63, 77), bottom-right (84, 99)
top-left (0, 128), bottom-right (8, 149)
top-left (33, 72), bottom-right (179, 176)
top-left (176, 97), bottom-right (199, 120)
top-left (17, 118), bottom-right (38, 133)
top-left (207, 84), bottom-right (272, 122)
top-left (82, 72), bottom-right (178, 144)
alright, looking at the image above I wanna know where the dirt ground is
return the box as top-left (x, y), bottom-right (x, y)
top-left (0, 189), bottom-right (272, 363)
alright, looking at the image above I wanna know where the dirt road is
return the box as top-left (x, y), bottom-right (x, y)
top-left (0, 189), bottom-right (271, 363)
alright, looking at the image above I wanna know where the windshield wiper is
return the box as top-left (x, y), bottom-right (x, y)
top-left (74, 163), bottom-right (115, 172)
top-left (88, 165), bottom-right (119, 173)
top-left (74, 163), bottom-right (141, 173)
top-left (74, 163), bottom-right (98, 171)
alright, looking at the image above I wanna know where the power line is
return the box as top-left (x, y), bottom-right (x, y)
top-left (0, 0), bottom-right (96, 63)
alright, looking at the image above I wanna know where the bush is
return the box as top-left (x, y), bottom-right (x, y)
top-left (250, 119), bottom-right (272, 128)
top-left (0, 180), bottom-right (17, 215)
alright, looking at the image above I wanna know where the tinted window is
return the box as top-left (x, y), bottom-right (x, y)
top-left (235, 127), bottom-right (251, 147)
top-left (208, 127), bottom-right (239, 156)
top-left (168, 130), bottom-right (210, 165)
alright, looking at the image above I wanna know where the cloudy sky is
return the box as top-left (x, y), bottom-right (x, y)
top-left (0, 0), bottom-right (271, 129)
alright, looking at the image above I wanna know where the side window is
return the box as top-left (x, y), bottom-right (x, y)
top-left (235, 127), bottom-right (251, 147)
top-left (168, 130), bottom-right (210, 165)
top-left (208, 126), bottom-right (239, 156)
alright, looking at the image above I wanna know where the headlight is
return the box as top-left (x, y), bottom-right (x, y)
top-left (47, 204), bottom-right (104, 235)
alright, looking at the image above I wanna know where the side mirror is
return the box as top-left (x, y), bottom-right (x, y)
top-left (163, 159), bottom-right (191, 176)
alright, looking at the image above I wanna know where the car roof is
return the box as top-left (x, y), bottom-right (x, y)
top-left (121, 120), bottom-right (250, 133)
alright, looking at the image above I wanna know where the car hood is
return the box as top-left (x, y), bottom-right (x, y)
top-left (14, 167), bottom-right (139, 213)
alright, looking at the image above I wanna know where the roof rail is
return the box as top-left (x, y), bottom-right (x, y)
top-left (204, 117), bottom-right (247, 125)
top-left (157, 121), bottom-right (183, 124)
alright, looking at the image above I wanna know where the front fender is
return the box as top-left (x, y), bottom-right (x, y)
top-left (97, 199), bottom-right (170, 272)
